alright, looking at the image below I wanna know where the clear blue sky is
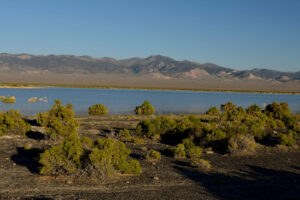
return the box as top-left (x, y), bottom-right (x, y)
top-left (0, 0), bottom-right (299, 71)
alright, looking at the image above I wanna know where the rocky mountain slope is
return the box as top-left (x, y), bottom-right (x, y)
top-left (0, 53), bottom-right (299, 82)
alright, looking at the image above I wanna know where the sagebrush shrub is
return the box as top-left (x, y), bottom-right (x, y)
top-left (88, 104), bottom-right (109, 115)
top-left (136, 116), bottom-right (176, 137)
top-left (0, 109), bottom-right (31, 136)
top-left (227, 134), bottom-right (256, 154)
top-left (187, 146), bottom-right (203, 160)
top-left (221, 102), bottom-right (237, 112)
top-left (39, 135), bottom-right (142, 176)
top-left (145, 149), bottom-right (161, 161)
top-left (205, 106), bottom-right (221, 115)
top-left (39, 132), bottom-right (84, 175)
top-left (37, 100), bottom-right (79, 139)
top-left (246, 104), bottom-right (261, 115)
top-left (118, 129), bottom-right (131, 141)
top-left (134, 101), bottom-right (155, 115)
top-left (1, 96), bottom-right (16, 104)
top-left (182, 138), bottom-right (195, 150)
top-left (264, 102), bottom-right (291, 121)
top-left (89, 138), bottom-right (141, 175)
top-left (279, 130), bottom-right (298, 147)
top-left (190, 158), bottom-right (211, 169)
top-left (173, 144), bottom-right (186, 158)
top-left (131, 137), bottom-right (145, 144)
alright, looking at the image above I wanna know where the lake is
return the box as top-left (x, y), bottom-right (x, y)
top-left (0, 87), bottom-right (300, 116)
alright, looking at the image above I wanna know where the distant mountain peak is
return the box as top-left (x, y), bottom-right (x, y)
top-left (0, 53), bottom-right (298, 82)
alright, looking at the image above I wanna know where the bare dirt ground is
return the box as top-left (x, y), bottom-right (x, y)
top-left (0, 116), bottom-right (300, 200)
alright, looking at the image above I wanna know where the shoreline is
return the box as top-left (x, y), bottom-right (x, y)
top-left (0, 83), bottom-right (300, 95)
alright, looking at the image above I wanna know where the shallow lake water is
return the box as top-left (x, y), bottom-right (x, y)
top-left (0, 87), bottom-right (299, 116)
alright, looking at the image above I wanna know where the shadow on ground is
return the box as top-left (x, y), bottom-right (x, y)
top-left (24, 118), bottom-right (40, 126)
top-left (11, 147), bottom-right (43, 174)
top-left (22, 197), bottom-right (53, 200)
top-left (26, 131), bottom-right (45, 140)
top-left (174, 165), bottom-right (300, 200)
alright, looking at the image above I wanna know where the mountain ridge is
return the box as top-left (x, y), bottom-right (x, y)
top-left (0, 53), bottom-right (299, 82)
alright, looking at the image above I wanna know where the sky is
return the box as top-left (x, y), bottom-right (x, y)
top-left (0, 0), bottom-right (299, 71)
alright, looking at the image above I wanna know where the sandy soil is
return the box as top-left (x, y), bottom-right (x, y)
top-left (0, 116), bottom-right (299, 200)
top-left (0, 73), bottom-right (300, 93)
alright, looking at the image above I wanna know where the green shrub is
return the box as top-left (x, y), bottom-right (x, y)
top-left (246, 104), bottom-right (261, 115)
top-left (173, 144), bottom-right (186, 158)
top-left (0, 109), bottom-right (31, 136)
top-left (227, 135), bottom-right (256, 154)
top-left (118, 129), bottom-right (131, 141)
top-left (221, 102), bottom-right (237, 112)
top-left (24, 144), bottom-right (32, 150)
top-left (279, 130), bottom-right (298, 147)
top-left (88, 104), bottom-right (109, 115)
top-left (264, 102), bottom-right (291, 120)
top-left (205, 107), bottom-right (221, 115)
top-left (40, 135), bottom-right (141, 176)
top-left (150, 134), bottom-right (161, 141)
top-left (39, 132), bottom-right (84, 175)
top-left (275, 119), bottom-right (285, 128)
top-left (121, 160), bottom-right (141, 175)
top-left (134, 101), bottom-right (155, 115)
top-left (182, 138), bottom-right (195, 150)
top-left (175, 117), bottom-right (195, 133)
top-left (145, 149), bottom-right (161, 161)
top-left (187, 146), bottom-right (203, 160)
top-left (1, 96), bottom-right (16, 104)
top-left (137, 102), bottom-right (299, 154)
top-left (249, 124), bottom-right (266, 140)
top-left (81, 136), bottom-right (93, 150)
top-left (190, 158), bottom-right (211, 169)
top-left (283, 115), bottom-right (298, 130)
top-left (37, 112), bottom-right (49, 127)
top-left (236, 106), bottom-right (246, 115)
top-left (136, 116), bottom-right (176, 137)
top-left (89, 138), bottom-right (141, 175)
top-left (37, 100), bottom-right (79, 139)
top-left (131, 137), bottom-right (145, 144)
top-left (203, 128), bottom-right (226, 142)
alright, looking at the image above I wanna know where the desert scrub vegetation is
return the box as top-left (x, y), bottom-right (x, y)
top-left (227, 135), bottom-right (256, 154)
top-left (39, 132), bottom-right (84, 175)
top-left (39, 133), bottom-right (141, 177)
top-left (0, 109), bottom-right (31, 136)
top-left (131, 137), bottom-right (145, 144)
top-left (118, 129), bottom-right (131, 141)
top-left (279, 130), bottom-right (298, 147)
top-left (38, 101), bottom-right (141, 177)
top-left (134, 100), bottom-right (155, 115)
top-left (167, 137), bottom-right (211, 168)
top-left (1, 96), bottom-right (16, 104)
top-left (145, 149), bottom-right (161, 161)
top-left (136, 115), bottom-right (177, 139)
top-left (172, 144), bottom-right (186, 158)
top-left (136, 102), bottom-right (299, 154)
top-left (190, 159), bottom-right (211, 169)
top-left (88, 104), bottom-right (109, 115)
top-left (37, 100), bottom-right (79, 139)
top-left (28, 97), bottom-right (47, 103)
top-left (89, 138), bottom-right (141, 175)
top-left (205, 106), bottom-right (221, 115)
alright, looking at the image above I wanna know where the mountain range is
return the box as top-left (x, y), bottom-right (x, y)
top-left (0, 53), bottom-right (299, 82)
top-left (0, 53), bottom-right (299, 92)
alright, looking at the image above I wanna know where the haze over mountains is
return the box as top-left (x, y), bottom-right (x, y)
top-left (0, 53), bottom-right (299, 92)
